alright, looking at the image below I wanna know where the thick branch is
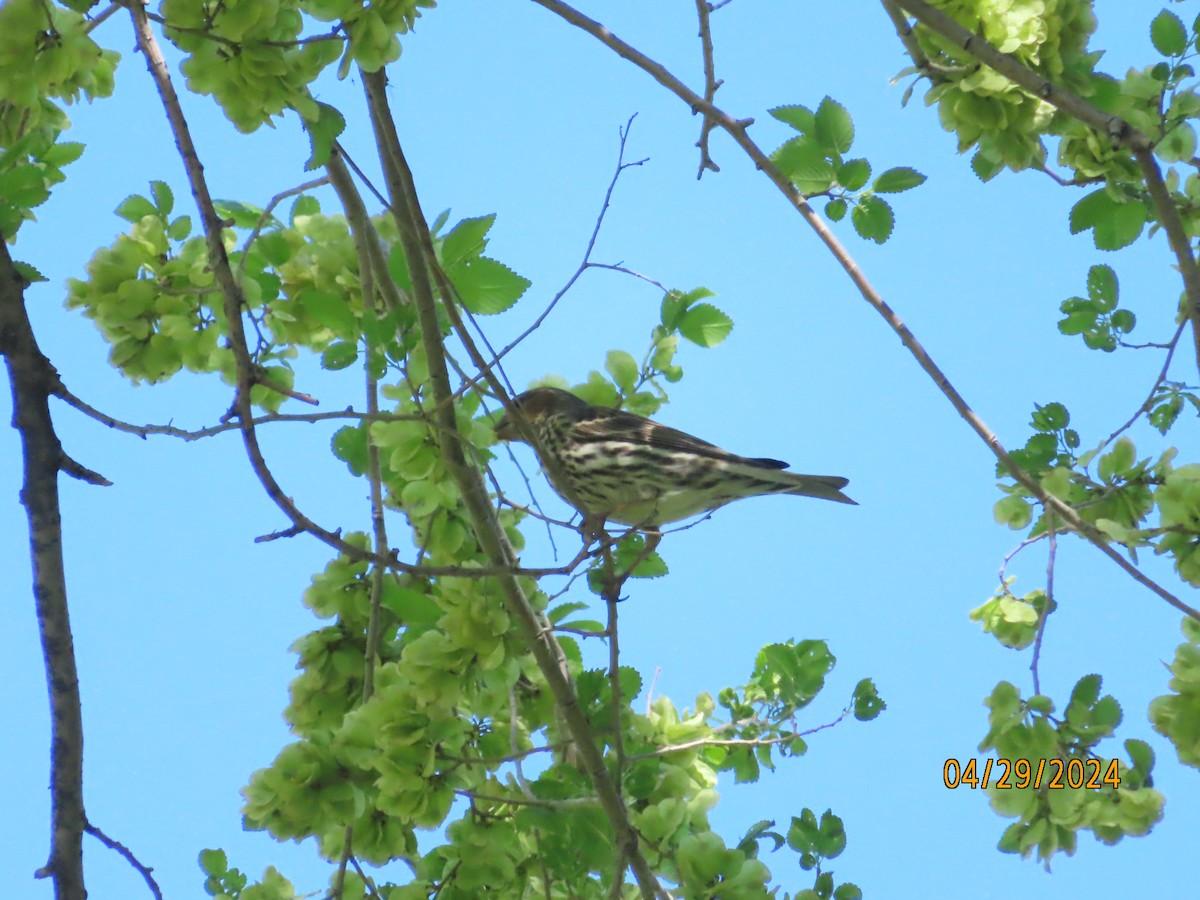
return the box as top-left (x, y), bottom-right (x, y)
top-left (532, 0), bottom-right (1200, 621)
top-left (0, 243), bottom-right (87, 898)
top-left (359, 68), bottom-right (663, 899)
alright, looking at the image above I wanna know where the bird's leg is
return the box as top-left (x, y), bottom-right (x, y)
top-left (580, 512), bottom-right (609, 547)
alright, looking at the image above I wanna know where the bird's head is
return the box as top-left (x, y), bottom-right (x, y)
top-left (494, 387), bottom-right (589, 444)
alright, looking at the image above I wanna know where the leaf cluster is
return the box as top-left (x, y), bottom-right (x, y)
top-left (980, 678), bottom-right (1163, 865)
top-left (768, 97), bottom-right (927, 244)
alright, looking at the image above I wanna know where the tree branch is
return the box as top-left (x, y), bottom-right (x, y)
top-left (359, 67), bottom-right (664, 899)
top-left (85, 822), bottom-right (162, 900)
top-left (693, 0), bottom-right (721, 177)
top-left (0, 241), bottom-right (88, 898)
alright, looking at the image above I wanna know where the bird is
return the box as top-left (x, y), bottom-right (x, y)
top-left (493, 387), bottom-right (855, 529)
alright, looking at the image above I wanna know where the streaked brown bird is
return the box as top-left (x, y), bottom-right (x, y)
top-left (494, 387), bottom-right (855, 528)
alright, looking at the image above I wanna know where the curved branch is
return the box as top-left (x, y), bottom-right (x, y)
top-left (85, 822), bottom-right (162, 900)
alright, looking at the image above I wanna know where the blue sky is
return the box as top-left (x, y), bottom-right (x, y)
top-left (4, 1), bottom-right (1200, 897)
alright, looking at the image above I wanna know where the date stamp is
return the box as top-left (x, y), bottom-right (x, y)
top-left (943, 757), bottom-right (1121, 790)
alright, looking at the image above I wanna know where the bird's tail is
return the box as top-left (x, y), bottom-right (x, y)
top-left (780, 473), bottom-right (857, 505)
top-left (738, 460), bottom-right (857, 505)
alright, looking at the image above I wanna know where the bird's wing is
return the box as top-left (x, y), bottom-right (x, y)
top-left (574, 408), bottom-right (790, 470)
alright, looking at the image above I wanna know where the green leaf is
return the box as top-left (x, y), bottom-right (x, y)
top-left (816, 810), bottom-right (847, 859)
top-left (1111, 308), bottom-right (1136, 333)
top-left (115, 193), bottom-right (157, 223)
top-left (167, 215), bottom-right (192, 240)
top-left (401, 480), bottom-right (443, 518)
top-left (837, 158), bottom-right (871, 191)
top-left (321, 340), bottom-right (360, 370)
top-left (1058, 310), bottom-right (1097, 336)
top-left (629, 551), bottom-right (668, 578)
top-left (813, 96), bottom-right (854, 154)
top-left (1070, 190), bottom-right (1147, 250)
top-left (826, 197), bottom-right (848, 221)
top-left (0, 164), bottom-right (49, 209)
top-left (382, 585), bottom-right (442, 626)
top-left (660, 290), bottom-right (689, 329)
top-left (1149, 393), bottom-right (1183, 433)
top-left (254, 231), bottom-right (292, 267)
top-left (1125, 738), bottom-right (1155, 777)
top-left (297, 287), bottom-right (358, 336)
top-left (1069, 189), bottom-right (1110, 233)
top-left (971, 152), bottom-right (1004, 183)
top-left (42, 141), bottom-right (85, 167)
top-left (850, 195), bottom-right (894, 243)
top-left (772, 136), bottom-right (836, 195)
top-left (291, 194), bottom-right (321, 222)
top-left (303, 102), bottom-right (346, 171)
top-left (440, 214), bottom-right (495, 266)
top-left (213, 200), bottom-right (266, 229)
top-left (605, 349), bottom-right (639, 392)
top-left (1087, 264), bottom-right (1118, 311)
top-left (993, 494), bottom-right (1032, 529)
top-left (768, 104), bottom-right (814, 134)
top-left (547, 601), bottom-right (590, 624)
top-left (852, 678), bottom-right (886, 721)
top-left (1159, 121), bottom-right (1197, 163)
top-left (678, 303), bottom-right (733, 347)
top-left (1031, 401), bottom-right (1069, 431)
top-left (1098, 436), bottom-right (1135, 482)
top-left (198, 848), bottom-right (228, 877)
top-left (1096, 199), bottom-right (1148, 250)
top-left (1152, 9), bottom-right (1189, 57)
top-left (13, 260), bottom-right (47, 283)
top-left (150, 180), bottom-right (174, 215)
top-left (332, 425), bottom-right (369, 476)
top-left (387, 242), bottom-right (412, 291)
top-left (873, 166), bottom-right (926, 193)
top-left (450, 256), bottom-right (531, 315)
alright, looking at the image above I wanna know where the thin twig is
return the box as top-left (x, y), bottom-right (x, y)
top-left (510, 688), bottom-right (537, 800)
top-left (349, 856), bottom-right (388, 900)
top-left (1102, 319), bottom-right (1188, 448)
top-left (56, 391), bottom-right (425, 440)
top-left (586, 263), bottom-right (668, 292)
top-left (85, 822), bottom-right (162, 900)
top-left (605, 556), bottom-right (626, 787)
top-left (480, 116), bottom-right (646, 378)
top-left (998, 533), bottom-right (1047, 597)
top-left (1031, 518), bottom-right (1057, 696)
top-left (326, 150), bottom-right (392, 898)
top-left (879, 0), bottom-right (932, 78)
top-left (235, 175), bottom-right (331, 286)
top-left (693, 0), bottom-right (721, 178)
top-left (84, 1), bottom-right (122, 33)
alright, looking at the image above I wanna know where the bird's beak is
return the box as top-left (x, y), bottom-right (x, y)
top-left (493, 411), bottom-right (514, 442)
